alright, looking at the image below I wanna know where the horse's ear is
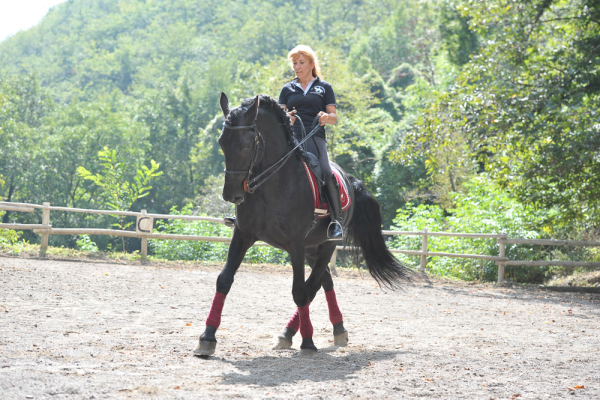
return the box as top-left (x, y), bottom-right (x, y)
top-left (219, 92), bottom-right (230, 118)
top-left (246, 95), bottom-right (260, 121)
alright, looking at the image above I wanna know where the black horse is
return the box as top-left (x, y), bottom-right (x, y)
top-left (195, 93), bottom-right (412, 357)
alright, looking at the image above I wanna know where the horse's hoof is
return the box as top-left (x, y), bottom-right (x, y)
top-left (299, 337), bottom-right (317, 357)
top-left (273, 336), bottom-right (293, 350)
top-left (334, 330), bottom-right (349, 347)
top-left (273, 327), bottom-right (295, 349)
top-left (299, 347), bottom-right (318, 357)
top-left (193, 339), bottom-right (216, 356)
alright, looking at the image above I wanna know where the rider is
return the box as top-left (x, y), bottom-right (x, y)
top-left (278, 45), bottom-right (343, 240)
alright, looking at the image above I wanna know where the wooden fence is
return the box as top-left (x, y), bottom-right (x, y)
top-left (2, 201), bottom-right (600, 284)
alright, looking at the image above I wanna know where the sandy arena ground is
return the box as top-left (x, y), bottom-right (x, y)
top-left (0, 257), bottom-right (599, 399)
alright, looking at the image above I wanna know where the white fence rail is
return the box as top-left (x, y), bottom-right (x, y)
top-left (2, 201), bottom-right (600, 284)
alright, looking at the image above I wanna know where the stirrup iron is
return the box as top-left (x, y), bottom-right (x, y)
top-left (327, 220), bottom-right (344, 240)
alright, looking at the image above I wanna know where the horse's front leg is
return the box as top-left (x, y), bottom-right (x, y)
top-left (287, 242), bottom-right (319, 357)
top-left (194, 229), bottom-right (254, 356)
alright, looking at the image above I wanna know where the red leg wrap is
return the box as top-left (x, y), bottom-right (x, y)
top-left (205, 292), bottom-right (226, 329)
top-left (298, 304), bottom-right (313, 338)
top-left (286, 308), bottom-right (300, 332)
top-left (325, 289), bottom-right (343, 325)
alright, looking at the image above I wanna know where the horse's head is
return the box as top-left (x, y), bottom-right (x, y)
top-left (218, 92), bottom-right (263, 205)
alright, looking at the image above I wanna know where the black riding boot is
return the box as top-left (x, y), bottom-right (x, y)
top-left (325, 177), bottom-right (344, 240)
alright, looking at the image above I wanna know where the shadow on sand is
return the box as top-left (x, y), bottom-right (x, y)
top-left (196, 348), bottom-right (410, 386)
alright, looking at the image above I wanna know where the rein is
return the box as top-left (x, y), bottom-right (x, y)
top-left (223, 115), bottom-right (321, 193)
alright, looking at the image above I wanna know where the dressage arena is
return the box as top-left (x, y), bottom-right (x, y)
top-left (1, 257), bottom-right (599, 399)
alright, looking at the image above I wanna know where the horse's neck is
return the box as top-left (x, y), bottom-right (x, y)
top-left (258, 115), bottom-right (293, 166)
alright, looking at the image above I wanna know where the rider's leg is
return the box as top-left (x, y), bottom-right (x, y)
top-left (306, 137), bottom-right (342, 240)
top-left (324, 174), bottom-right (344, 240)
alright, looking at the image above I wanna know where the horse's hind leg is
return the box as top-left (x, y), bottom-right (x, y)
top-left (273, 247), bottom-right (318, 350)
top-left (321, 266), bottom-right (348, 347)
top-left (274, 243), bottom-right (348, 349)
top-left (194, 230), bottom-right (254, 356)
top-left (287, 242), bottom-right (320, 357)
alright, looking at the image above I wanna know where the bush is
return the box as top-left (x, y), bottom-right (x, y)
top-left (0, 228), bottom-right (20, 247)
top-left (76, 235), bottom-right (99, 252)
top-left (389, 176), bottom-right (551, 282)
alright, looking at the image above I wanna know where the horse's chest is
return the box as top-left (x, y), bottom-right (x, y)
top-left (237, 195), bottom-right (313, 242)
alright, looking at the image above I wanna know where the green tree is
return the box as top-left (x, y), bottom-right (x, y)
top-left (77, 147), bottom-right (163, 251)
top-left (34, 99), bottom-right (150, 210)
top-left (398, 0), bottom-right (600, 227)
top-left (439, 1), bottom-right (479, 66)
top-left (0, 0), bottom-right (541, 241)
top-left (0, 175), bottom-right (19, 245)
top-left (0, 75), bottom-right (51, 222)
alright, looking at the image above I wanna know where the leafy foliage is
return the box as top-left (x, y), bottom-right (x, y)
top-left (0, 174), bottom-right (19, 245)
top-left (77, 147), bottom-right (162, 250)
top-left (76, 235), bottom-right (99, 253)
top-left (390, 176), bottom-right (552, 282)
top-left (149, 204), bottom-right (289, 264)
top-left (397, 0), bottom-right (600, 226)
top-left (77, 147), bottom-right (162, 215)
top-left (0, 0), bottom-right (597, 282)
top-left (0, 0), bottom-right (448, 228)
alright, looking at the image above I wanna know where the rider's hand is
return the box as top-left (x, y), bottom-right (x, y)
top-left (288, 110), bottom-right (297, 125)
top-left (318, 111), bottom-right (328, 126)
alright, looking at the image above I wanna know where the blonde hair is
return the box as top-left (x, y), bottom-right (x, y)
top-left (288, 45), bottom-right (322, 78)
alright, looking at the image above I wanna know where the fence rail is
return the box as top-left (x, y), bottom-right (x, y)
top-left (500, 238), bottom-right (600, 247)
top-left (2, 201), bottom-right (600, 283)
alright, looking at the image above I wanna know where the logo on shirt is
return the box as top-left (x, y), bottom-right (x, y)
top-left (313, 86), bottom-right (325, 95)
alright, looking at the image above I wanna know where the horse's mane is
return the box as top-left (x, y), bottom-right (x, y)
top-left (226, 95), bottom-right (300, 153)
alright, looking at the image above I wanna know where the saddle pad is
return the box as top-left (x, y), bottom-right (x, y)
top-left (302, 161), bottom-right (351, 218)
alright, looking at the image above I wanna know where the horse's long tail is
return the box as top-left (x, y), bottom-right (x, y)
top-left (346, 176), bottom-right (414, 289)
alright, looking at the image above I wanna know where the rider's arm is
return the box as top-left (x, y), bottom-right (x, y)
top-left (318, 105), bottom-right (337, 126)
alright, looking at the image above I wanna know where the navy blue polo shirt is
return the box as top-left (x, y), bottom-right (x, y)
top-left (278, 77), bottom-right (336, 141)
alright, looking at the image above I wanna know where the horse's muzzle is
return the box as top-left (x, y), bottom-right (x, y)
top-left (222, 188), bottom-right (245, 205)
top-left (231, 195), bottom-right (245, 205)
top-left (222, 175), bottom-right (247, 205)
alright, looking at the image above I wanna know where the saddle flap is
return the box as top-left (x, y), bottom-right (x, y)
top-left (303, 151), bottom-right (324, 185)
top-left (302, 161), bottom-right (351, 218)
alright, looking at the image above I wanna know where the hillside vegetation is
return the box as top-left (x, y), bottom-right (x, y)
top-left (0, 0), bottom-right (598, 282)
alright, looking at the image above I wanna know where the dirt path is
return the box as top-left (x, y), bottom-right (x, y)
top-left (1, 257), bottom-right (599, 399)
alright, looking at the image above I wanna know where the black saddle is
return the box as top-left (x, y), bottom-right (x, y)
top-left (304, 151), bottom-right (325, 185)
top-left (295, 116), bottom-right (326, 186)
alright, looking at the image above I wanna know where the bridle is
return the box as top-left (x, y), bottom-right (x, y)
top-left (222, 123), bottom-right (264, 193)
top-left (222, 115), bottom-right (322, 194)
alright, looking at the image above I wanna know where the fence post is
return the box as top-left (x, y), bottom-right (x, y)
top-left (139, 209), bottom-right (148, 260)
top-left (39, 202), bottom-right (50, 257)
top-left (497, 233), bottom-right (507, 284)
top-left (420, 228), bottom-right (428, 275)
top-left (329, 247), bottom-right (338, 277)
